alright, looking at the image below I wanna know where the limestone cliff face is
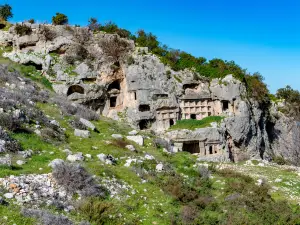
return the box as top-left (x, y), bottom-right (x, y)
top-left (0, 23), bottom-right (299, 164)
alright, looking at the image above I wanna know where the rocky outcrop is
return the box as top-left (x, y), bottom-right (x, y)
top-left (0, 24), bottom-right (299, 164)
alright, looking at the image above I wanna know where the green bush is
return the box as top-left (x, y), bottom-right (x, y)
top-left (14, 24), bottom-right (32, 36)
top-left (273, 156), bottom-right (287, 165)
top-left (0, 4), bottom-right (13, 21)
top-left (78, 198), bottom-right (115, 224)
top-left (52, 12), bottom-right (68, 25)
top-left (28, 19), bottom-right (35, 24)
top-left (170, 116), bottom-right (224, 130)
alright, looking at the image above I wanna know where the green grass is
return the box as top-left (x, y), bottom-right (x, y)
top-left (170, 116), bottom-right (224, 130)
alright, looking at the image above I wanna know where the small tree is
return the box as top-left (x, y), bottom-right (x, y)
top-left (0, 4), bottom-right (13, 21)
top-left (52, 13), bottom-right (68, 25)
top-left (88, 17), bottom-right (99, 31)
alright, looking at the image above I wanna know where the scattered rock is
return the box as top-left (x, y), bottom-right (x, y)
top-left (67, 153), bottom-right (84, 162)
top-left (74, 129), bottom-right (90, 138)
top-left (127, 136), bottom-right (144, 146)
top-left (275, 178), bottom-right (282, 183)
top-left (125, 145), bottom-right (136, 152)
top-left (79, 118), bottom-right (96, 131)
top-left (63, 149), bottom-right (72, 155)
top-left (112, 134), bottom-right (123, 140)
top-left (156, 164), bottom-right (164, 172)
top-left (4, 193), bottom-right (14, 199)
top-left (50, 120), bottom-right (60, 127)
top-left (48, 159), bottom-right (64, 168)
top-left (16, 160), bottom-right (25, 166)
top-left (128, 130), bottom-right (138, 135)
top-left (97, 154), bottom-right (116, 165)
top-left (145, 154), bottom-right (155, 160)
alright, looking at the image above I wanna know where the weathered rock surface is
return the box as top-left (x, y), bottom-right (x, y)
top-left (74, 129), bottom-right (90, 138)
top-left (0, 24), bottom-right (298, 164)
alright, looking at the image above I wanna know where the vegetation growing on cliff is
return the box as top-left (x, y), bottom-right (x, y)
top-left (170, 116), bottom-right (224, 130)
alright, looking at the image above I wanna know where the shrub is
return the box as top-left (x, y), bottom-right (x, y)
top-left (127, 56), bottom-right (135, 65)
top-left (88, 17), bottom-right (99, 31)
top-left (166, 70), bottom-right (171, 79)
top-left (52, 12), bottom-right (68, 25)
top-left (40, 26), bottom-right (57, 41)
top-left (0, 4), bottom-right (13, 21)
top-left (52, 162), bottom-right (107, 197)
top-left (22, 209), bottom-right (73, 225)
top-left (0, 128), bottom-right (22, 152)
top-left (98, 35), bottom-right (132, 62)
top-left (40, 127), bottom-right (65, 143)
top-left (111, 139), bottom-right (130, 149)
top-left (0, 113), bottom-right (22, 132)
top-left (180, 205), bottom-right (199, 225)
top-left (28, 19), bottom-right (35, 24)
top-left (170, 116), bottom-right (224, 130)
top-left (14, 24), bottom-right (32, 36)
top-left (78, 198), bottom-right (114, 224)
top-left (273, 156), bottom-right (287, 165)
top-left (51, 96), bottom-right (99, 121)
top-left (276, 85), bottom-right (300, 120)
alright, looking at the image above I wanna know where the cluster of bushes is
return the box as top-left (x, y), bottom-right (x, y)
top-left (52, 162), bottom-right (107, 197)
top-left (51, 96), bottom-right (99, 121)
top-left (88, 18), bottom-right (133, 39)
top-left (170, 116), bottom-right (224, 130)
top-left (276, 85), bottom-right (300, 120)
top-left (14, 24), bottom-right (32, 36)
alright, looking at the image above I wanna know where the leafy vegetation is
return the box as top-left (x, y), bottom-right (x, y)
top-left (276, 85), bottom-right (300, 120)
top-left (0, 4), bottom-right (13, 21)
top-left (14, 24), bottom-right (32, 36)
top-left (170, 116), bottom-right (224, 130)
top-left (52, 12), bottom-right (68, 25)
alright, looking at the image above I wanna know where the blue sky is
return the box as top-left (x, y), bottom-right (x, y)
top-left (6, 0), bottom-right (300, 93)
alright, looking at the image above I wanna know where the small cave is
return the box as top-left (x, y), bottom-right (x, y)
top-left (110, 96), bottom-right (117, 108)
top-left (20, 43), bottom-right (37, 50)
top-left (139, 119), bottom-right (152, 130)
top-left (209, 146), bottom-right (213, 155)
top-left (222, 101), bottom-right (229, 111)
top-left (182, 142), bottom-right (200, 154)
top-left (108, 80), bottom-right (121, 92)
top-left (139, 104), bottom-right (150, 112)
top-left (183, 83), bottom-right (198, 90)
top-left (67, 85), bottom-right (85, 96)
top-left (23, 61), bottom-right (43, 70)
top-left (191, 114), bottom-right (197, 120)
top-left (169, 119), bottom-right (174, 127)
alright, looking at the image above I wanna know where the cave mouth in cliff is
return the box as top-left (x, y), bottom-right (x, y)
top-left (222, 101), bottom-right (229, 111)
top-left (191, 114), bottom-right (197, 119)
top-left (108, 80), bottom-right (121, 92)
top-left (23, 61), bottom-right (43, 70)
top-left (67, 85), bottom-right (85, 96)
top-left (139, 104), bottom-right (150, 112)
top-left (182, 142), bottom-right (200, 154)
top-left (209, 146), bottom-right (213, 155)
top-left (139, 119), bottom-right (150, 130)
top-left (169, 119), bottom-right (174, 127)
top-left (110, 97), bottom-right (117, 108)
